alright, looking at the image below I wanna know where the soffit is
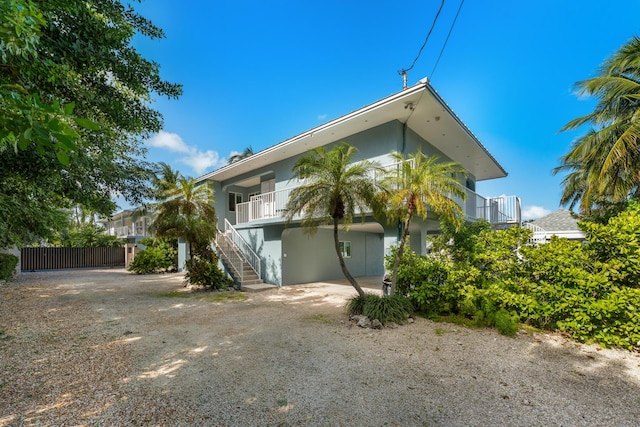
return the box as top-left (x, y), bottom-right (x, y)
top-left (199, 81), bottom-right (506, 184)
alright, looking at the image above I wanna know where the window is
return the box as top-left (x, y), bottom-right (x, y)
top-left (228, 192), bottom-right (242, 212)
top-left (248, 192), bottom-right (259, 200)
top-left (339, 241), bottom-right (351, 258)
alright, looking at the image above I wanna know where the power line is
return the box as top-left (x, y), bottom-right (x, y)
top-left (399, 0), bottom-right (446, 88)
top-left (430, 0), bottom-right (465, 80)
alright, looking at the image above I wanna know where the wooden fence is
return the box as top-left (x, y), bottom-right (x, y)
top-left (21, 247), bottom-right (125, 271)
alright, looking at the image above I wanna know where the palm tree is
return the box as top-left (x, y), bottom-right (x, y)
top-left (555, 36), bottom-right (640, 211)
top-left (285, 142), bottom-right (381, 298)
top-left (381, 150), bottom-right (466, 294)
top-left (152, 177), bottom-right (217, 261)
top-left (227, 146), bottom-right (254, 164)
top-left (152, 161), bottom-right (182, 200)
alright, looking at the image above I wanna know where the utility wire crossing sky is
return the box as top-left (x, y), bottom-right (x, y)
top-left (127, 0), bottom-right (640, 220)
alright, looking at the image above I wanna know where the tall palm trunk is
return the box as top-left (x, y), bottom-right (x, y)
top-left (333, 217), bottom-right (366, 298)
top-left (390, 205), bottom-right (414, 295)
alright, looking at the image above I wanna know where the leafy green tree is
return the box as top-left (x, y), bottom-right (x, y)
top-left (0, 0), bottom-right (181, 249)
top-left (285, 143), bottom-right (381, 298)
top-left (555, 36), bottom-right (640, 211)
top-left (58, 223), bottom-right (122, 248)
top-left (152, 177), bottom-right (217, 261)
top-left (380, 150), bottom-right (466, 294)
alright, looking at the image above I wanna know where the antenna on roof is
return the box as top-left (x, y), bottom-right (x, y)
top-left (398, 0), bottom-right (445, 90)
top-left (400, 70), bottom-right (408, 90)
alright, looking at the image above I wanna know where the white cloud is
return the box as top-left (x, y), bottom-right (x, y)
top-left (317, 113), bottom-right (327, 120)
top-left (522, 205), bottom-right (552, 221)
top-left (178, 150), bottom-right (223, 175)
top-left (146, 131), bottom-right (226, 175)
top-left (147, 131), bottom-right (190, 153)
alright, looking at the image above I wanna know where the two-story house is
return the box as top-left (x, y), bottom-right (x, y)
top-left (101, 209), bottom-right (153, 244)
top-left (196, 79), bottom-right (520, 287)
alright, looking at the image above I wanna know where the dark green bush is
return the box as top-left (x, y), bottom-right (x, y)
top-left (494, 309), bottom-right (519, 337)
top-left (184, 253), bottom-right (234, 290)
top-left (346, 293), bottom-right (368, 316)
top-left (346, 293), bottom-right (413, 325)
top-left (0, 253), bottom-right (18, 281)
top-left (129, 238), bottom-right (177, 274)
top-left (386, 247), bottom-right (460, 314)
top-left (391, 205), bottom-right (640, 350)
top-left (361, 294), bottom-right (413, 324)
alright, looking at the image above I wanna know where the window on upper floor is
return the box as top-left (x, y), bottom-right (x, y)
top-left (228, 192), bottom-right (242, 212)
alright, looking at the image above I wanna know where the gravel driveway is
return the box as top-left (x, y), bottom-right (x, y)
top-left (1, 269), bottom-right (639, 426)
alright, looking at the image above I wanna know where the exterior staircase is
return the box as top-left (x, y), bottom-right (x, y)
top-left (214, 219), bottom-right (271, 290)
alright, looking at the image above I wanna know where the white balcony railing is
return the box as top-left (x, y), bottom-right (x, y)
top-left (108, 226), bottom-right (130, 237)
top-left (236, 184), bottom-right (520, 227)
top-left (235, 158), bottom-right (520, 227)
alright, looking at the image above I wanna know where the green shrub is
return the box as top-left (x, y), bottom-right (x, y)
top-left (346, 293), bottom-right (368, 316)
top-left (0, 253), bottom-right (18, 281)
top-left (129, 246), bottom-right (173, 274)
top-left (361, 294), bottom-right (413, 324)
top-left (184, 254), bottom-right (234, 290)
top-left (129, 238), bottom-right (177, 274)
top-left (580, 200), bottom-right (640, 288)
top-left (346, 293), bottom-right (413, 324)
top-left (494, 309), bottom-right (519, 337)
top-left (389, 208), bottom-right (640, 350)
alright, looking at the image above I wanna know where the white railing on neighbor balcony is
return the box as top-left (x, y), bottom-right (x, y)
top-left (221, 218), bottom-right (261, 279)
top-left (522, 222), bottom-right (550, 244)
top-left (456, 192), bottom-right (521, 225)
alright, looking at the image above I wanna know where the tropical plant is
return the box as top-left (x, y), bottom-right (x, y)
top-left (151, 162), bottom-right (182, 200)
top-left (346, 293), bottom-right (413, 325)
top-left (380, 150), bottom-right (466, 294)
top-left (555, 36), bottom-right (640, 211)
top-left (227, 146), bottom-right (254, 164)
top-left (152, 177), bottom-right (217, 261)
top-left (285, 142), bottom-right (382, 298)
top-left (184, 250), bottom-right (234, 289)
top-left (58, 223), bottom-right (123, 248)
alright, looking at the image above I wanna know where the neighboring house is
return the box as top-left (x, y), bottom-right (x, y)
top-left (523, 209), bottom-right (585, 244)
top-left (198, 79), bottom-right (521, 287)
top-left (100, 209), bottom-right (153, 244)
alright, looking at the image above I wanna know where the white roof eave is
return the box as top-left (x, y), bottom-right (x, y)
top-left (199, 81), bottom-right (506, 183)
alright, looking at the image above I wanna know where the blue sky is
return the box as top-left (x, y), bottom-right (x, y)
top-left (127, 0), bottom-right (640, 220)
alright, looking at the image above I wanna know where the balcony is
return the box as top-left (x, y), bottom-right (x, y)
top-left (236, 186), bottom-right (520, 227)
top-left (107, 226), bottom-right (131, 238)
top-left (106, 224), bottom-right (151, 238)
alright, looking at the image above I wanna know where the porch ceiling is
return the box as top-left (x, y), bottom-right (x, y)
top-left (199, 80), bottom-right (506, 184)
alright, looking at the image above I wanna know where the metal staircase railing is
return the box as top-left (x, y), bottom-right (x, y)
top-left (217, 219), bottom-right (261, 281)
top-left (215, 228), bottom-right (246, 281)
